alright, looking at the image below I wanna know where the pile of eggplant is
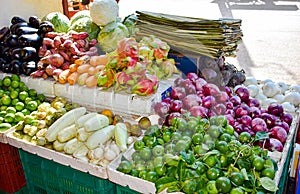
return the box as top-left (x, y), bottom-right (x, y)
top-left (0, 16), bottom-right (54, 75)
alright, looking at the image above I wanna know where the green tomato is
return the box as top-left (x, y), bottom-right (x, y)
top-left (192, 132), bottom-right (204, 145)
top-left (206, 180), bottom-right (218, 194)
top-left (140, 147), bottom-right (152, 160)
top-left (182, 179), bottom-right (197, 194)
top-left (152, 145), bottom-right (164, 157)
top-left (133, 140), bottom-right (145, 151)
top-left (162, 131), bottom-right (171, 143)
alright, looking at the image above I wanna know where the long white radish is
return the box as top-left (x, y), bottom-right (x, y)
top-left (45, 107), bottom-right (86, 142)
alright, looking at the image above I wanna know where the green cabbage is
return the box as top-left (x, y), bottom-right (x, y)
top-left (70, 10), bottom-right (91, 26)
top-left (42, 12), bottom-right (70, 33)
top-left (122, 14), bottom-right (138, 36)
top-left (69, 17), bottom-right (100, 40)
top-left (97, 21), bottom-right (129, 52)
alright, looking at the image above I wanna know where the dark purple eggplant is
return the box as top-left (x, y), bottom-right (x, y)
top-left (38, 21), bottom-right (54, 34)
top-left (18, 33), bottom-right (42, 48)
top-left (4, 34), bottom-right (19, 47)
top-left (15, 26), bottom-right (38, 36)
top-left (10, 47), bottom-right (22, 60)
top-left (11, 16), bottom-right (27, 25)
top-left (10, 59), bottom-right (22, 74)
top-left (2, 63), bottom-right (12, 73)
top-left (21, 61), bottom-right (37, 75)
top-left (10, 22), bottom-right (29, 34)
top-left (0, 58), bottom-right (6, 71)
top-left (2, 47), bottom-right (12, 60)
top-left (29, 16), bottom-right (41, 29)
top-left (0, 27), bottom-right (10, 42)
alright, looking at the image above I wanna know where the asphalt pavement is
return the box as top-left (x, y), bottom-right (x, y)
top-left (118, 0), bottom-right (300, 85)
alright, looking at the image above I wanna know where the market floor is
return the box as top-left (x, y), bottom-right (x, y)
top-left (118, 0), bottom-right (300, 85)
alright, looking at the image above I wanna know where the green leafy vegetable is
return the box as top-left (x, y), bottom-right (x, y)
top-left (97, 21), bottom-right (129, 52)
top-left (260, 177), bottom-right (278, 192)
top-left (42, 12), bottom-right (70, 33)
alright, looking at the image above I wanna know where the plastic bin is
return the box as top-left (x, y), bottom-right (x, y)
top-left (19, 150), bottom-right (116, 194)
top-left (116, 185), bottom-right (140, 194)
top-left (0, 143), bottom-right (26, 193)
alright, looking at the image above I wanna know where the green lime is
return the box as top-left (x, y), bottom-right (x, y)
top-left (0, 111), bottom-right (6, 117)
top-left (0, 80), bottom-right (3, 87)
top-left (261, 168), bottom-right (276, 179)
top-left (19, 91), bottom-right (29, 101)
top-left (204, 155), bottom-right (217, 167)
top-left (252, 156), bottom-right (265, 171)
top-left (37, 93), bottom-right (46, 102)
top-left (24, 97), bottom-right (33, 105)
top-left (11, 74), bottom-right (21, 82)
top-left (14, 112), bottom-right (25, 122)
top-left (216, 141), bottom-right (229, 153)
top-left (230, 172), bottom-right (245, 186)
top-left (6, 107), bottom-right (16, 114)
top-left (26, 101), bottom-right (38, 111)
top-left (3, 77), bottom-right (11, 87)
top-left (206, 167), bottom-right (221, 180)
top-left (19, 84), bottom-right (29, 92)
top-left (4, 113), bottom-right (15, 123)
top-left (230, 187), bottom-right (244, 194)
top-left (0, 106), bottom-right (7, 111)
top-left (10, 90), bottom-right (19, 99)
top-left (1, 95), bottom-right (11, 106)
top-left (11, 80), bottom-right (20, 88)
top-left (216, 176), bottom-right (232, 193)
top-left (11, 99), bottom-right (19, 106)
top-left (28, 89), bottom-right (37, 97)
top-left (239, 132), bottom-right (252, 143)
top-left (15, 102), bottom-right (25, 111)
top-left (21, 109), bottom-right (30, 116)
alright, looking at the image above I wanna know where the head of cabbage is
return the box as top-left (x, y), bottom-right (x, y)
top-left (97, 21), bottom-right (129, 53)
top-left (69, 17), bottom-right (100, 40)
top-left (42, 12), bottom-right (70, 33)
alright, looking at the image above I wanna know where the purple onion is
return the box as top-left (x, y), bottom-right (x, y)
top-left (247, 98), bottom-right (260, 107)
top-left (216, 91), bottom-right (229, 103)
top-left (213, 103), bottom-right (227, 115)
top-left (230, 96), bottom-right (242, 106)
top-left (240, 115), bottom-right (252, 126)
top-left (171, 87), bottom-right (186, 100)
top-left (154, 102), bottom-right (170, 117)
top-left (186, 72), bottom-right (199, 83)
top-left (251, 118), bottom-right (268, 133)
top-left (260, 113), bottom-right (278, 129)
top-left (249, 107), bottom-right (261, 118)
top-left (225, 114), bottom-right (235, 126)
top-left (195, 78), bottom-right (207, 91)
top-left (235, 86), bottom-right (250, 102)
top-left (225, 101), bottom-right (234, 109)
top-left (174, 77), bottom-right (184, 87)
top-left (267, 103), bottom-right (284, 116)
top-left (182, 94), bottom-right (202, 110)
top-left (225, 86), bottom-right (232, 97)
top-left (270, 126), bottom-right (287, 143)
top-left (275, 121), bottom-right (290, 133)
top-left (269, 138), bottom-right (283, 152)
top-left (167, 112), bottom-right (182, 126)
top-left (202, 83), bottom-right (220, 96)
top-left (235, 104), bottom-right (250, 117)
top-left (280, 113), bottom-right (293, 126)
top-left (162, 97), bottom-right (171, 104)
top-left (189, 106), bottom-right (208, 118)
top-left (202, 96), bottom-right (216, 109)
top-left (169, 100), bottom-right (183, 112)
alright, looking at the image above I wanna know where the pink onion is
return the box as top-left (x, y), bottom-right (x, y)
top-left (195, 78), bottom-right (207, 91)
top-left (230, 96), bottom-right (241, 106)
top-left (186, 72), bottom-right (199, 83)
top-left (249, 107), bottom-right (261, 118)
top-left (169, 100), bottom-right (183, 112)
top-left (235, 86), bottom-right (250, 102)
top-left (269, 138), bottom-right (283, 152)
top-left (251, 118), bottom-right (267, 133)
top-left (171, 87), bottom-right (186, 100)
top-left (189, 106), bottom-right (208, 118)
top-left (202, 96), bottom-right (216, 109)
top-left (154, 102), bottom-right (169, 117)
top-left (216, 91), bottom-right (229, 103)
top-left (280, 113), bottom-right (293, 126)
top-left (182, 94), bottom-right (202, 110)
top-left (225, 101), bottom-right (234, 109)
top-left (267, 103), bottom-right (284, 116)
top-left (270, 126), bottom-right (287, 143)
top-left (202, 83), bottom-right (220, 96)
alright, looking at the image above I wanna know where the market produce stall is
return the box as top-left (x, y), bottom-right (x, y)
top-left (0, 0), bottom-right (300, 193)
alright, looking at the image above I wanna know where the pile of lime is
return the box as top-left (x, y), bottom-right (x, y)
top-left (0, 74), bottom-right (46, 131)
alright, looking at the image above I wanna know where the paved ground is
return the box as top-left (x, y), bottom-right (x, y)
top-left (118, 0), bottom-right (300, 85)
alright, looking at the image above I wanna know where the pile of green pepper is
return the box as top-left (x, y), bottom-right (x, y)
top-left (117, 115), bottom-right (278, 194)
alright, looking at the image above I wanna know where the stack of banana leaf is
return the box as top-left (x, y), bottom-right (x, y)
top-left (134, 11), bottom-right (243, 58)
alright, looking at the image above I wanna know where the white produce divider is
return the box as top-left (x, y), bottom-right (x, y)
top-left (0, 73), bottom-right (177, 117)
top-left (6, 130), bottom-right (108, 179)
